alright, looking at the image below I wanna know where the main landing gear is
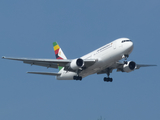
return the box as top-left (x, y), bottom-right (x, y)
top-left (104, 68), bottom-right (113, 82)
top-left (104, 77), bottom-right (113, 82)
top-left (73, 70), bottom-right (82, 81)
top-left (73, 76), bottom-right (82, 81)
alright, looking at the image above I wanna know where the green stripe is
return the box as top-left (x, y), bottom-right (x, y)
top-left (53, 42), bottom-right (63, 71)
top-left (58, 66), bottom-right (63, 71)
top-left (53, 42), bottom-right (58, 47)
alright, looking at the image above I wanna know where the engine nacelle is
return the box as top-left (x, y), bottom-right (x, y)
top-left (123, 61), bottom-right (136, 73)
top-left (70, 58), bottom-right (84, 70)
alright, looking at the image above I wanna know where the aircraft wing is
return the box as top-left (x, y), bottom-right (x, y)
top-left (2, 56), bottom-right (96, 70)
top-left (135, 64), bottom-right (157, 69)
top-left (115, 62), bottom-right (157, 71)
top-left (97, 61), bottom-right (157, 74)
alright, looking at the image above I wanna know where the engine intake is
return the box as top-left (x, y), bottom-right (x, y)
top-left (76, 58), bottom-right (83, 67)
top-left (70, 58), bottom-right (84, 70)
top-left (123, 61), bottom-right (136, 73)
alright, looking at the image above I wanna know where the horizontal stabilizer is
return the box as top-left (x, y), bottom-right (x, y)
top-left (27, 72), bottom-right (61, 76)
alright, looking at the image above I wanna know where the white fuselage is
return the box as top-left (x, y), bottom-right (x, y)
top-left (56, 38), bottom-right (134, 80)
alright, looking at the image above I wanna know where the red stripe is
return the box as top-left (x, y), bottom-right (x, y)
top-left (57, 57), bottom-right (63, 59)
top-left (55, 49), bottom-right (59, 55)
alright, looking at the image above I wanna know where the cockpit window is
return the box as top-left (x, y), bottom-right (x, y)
top-left (122, 40), bottom-right (132, 43)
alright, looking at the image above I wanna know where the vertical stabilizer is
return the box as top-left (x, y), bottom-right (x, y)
top-left (53, 42), bottom-right (67, 71)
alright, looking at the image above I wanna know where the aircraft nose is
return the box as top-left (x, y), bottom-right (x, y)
top-left (130, 41), bottom-right (134, 49)
top-left (128, 41), bottom-right (134, 52)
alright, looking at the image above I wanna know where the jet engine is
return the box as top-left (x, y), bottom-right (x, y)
top-left (123, 61), bottom-right (136, 73)
top-left (70, 58), bottom-right (84, 70)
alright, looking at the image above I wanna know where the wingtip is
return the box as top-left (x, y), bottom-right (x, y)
top-left (2, 56), bottom-right (5, 59)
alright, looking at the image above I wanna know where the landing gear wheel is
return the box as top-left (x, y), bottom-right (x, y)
top-left (104, 77), bottom-right (113, 82)
top-left (79, 76), bottom-right (82, 80)
top-left (73, 76), bottom-right (82, 81)
top-left (73, 76), bottom-right (77, 80)
top-left (123, 54), bottom-right (129, 60)
top-left (104, 68), bottom-right (113, 82)
top-left (104, 77), bottom-right (107, 81)
top-left (110, 78), bottom-right (113, 82)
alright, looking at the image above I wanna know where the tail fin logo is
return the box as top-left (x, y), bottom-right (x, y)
top-left (53, 42), bottom-right (67, 71)
top-left (53, 42), bottom-right (67, 60)
top-left (59, 51), bottom-right (61, 56)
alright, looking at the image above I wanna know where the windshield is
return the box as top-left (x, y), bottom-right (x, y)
top-left (122, 40), bottom-right (132, 43)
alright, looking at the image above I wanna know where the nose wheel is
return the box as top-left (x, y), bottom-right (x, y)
top-left (122, 54), bottom-right (129, 60)
top-left (122, 54), bottom-right (129, 64)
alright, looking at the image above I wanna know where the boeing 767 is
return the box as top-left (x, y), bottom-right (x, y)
top-left (2, 38), bottom-right (156, 82)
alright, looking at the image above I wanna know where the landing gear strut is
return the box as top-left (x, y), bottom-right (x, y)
top-left (73, 70), bottom-right (82, 81)
top-left (104, 68), bottom-right (113, 82)
top-left (123, 54), bottom-right (129, 64)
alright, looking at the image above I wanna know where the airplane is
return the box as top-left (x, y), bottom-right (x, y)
top-left (2, 38), bottom-right (157, 82)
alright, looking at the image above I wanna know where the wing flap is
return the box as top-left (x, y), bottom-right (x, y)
top-left (27, 72), bottom-right (61, 76)
top-left (24, 61), bottom-right (59, 68)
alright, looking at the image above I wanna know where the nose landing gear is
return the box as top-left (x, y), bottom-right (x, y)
top-left (122, 54), bottom-right (129, 64)
top-left (122, 54), bottom-right (129, 60)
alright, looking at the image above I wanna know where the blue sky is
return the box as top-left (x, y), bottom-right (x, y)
top-left (0, 0), bottom-right (160, 120)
